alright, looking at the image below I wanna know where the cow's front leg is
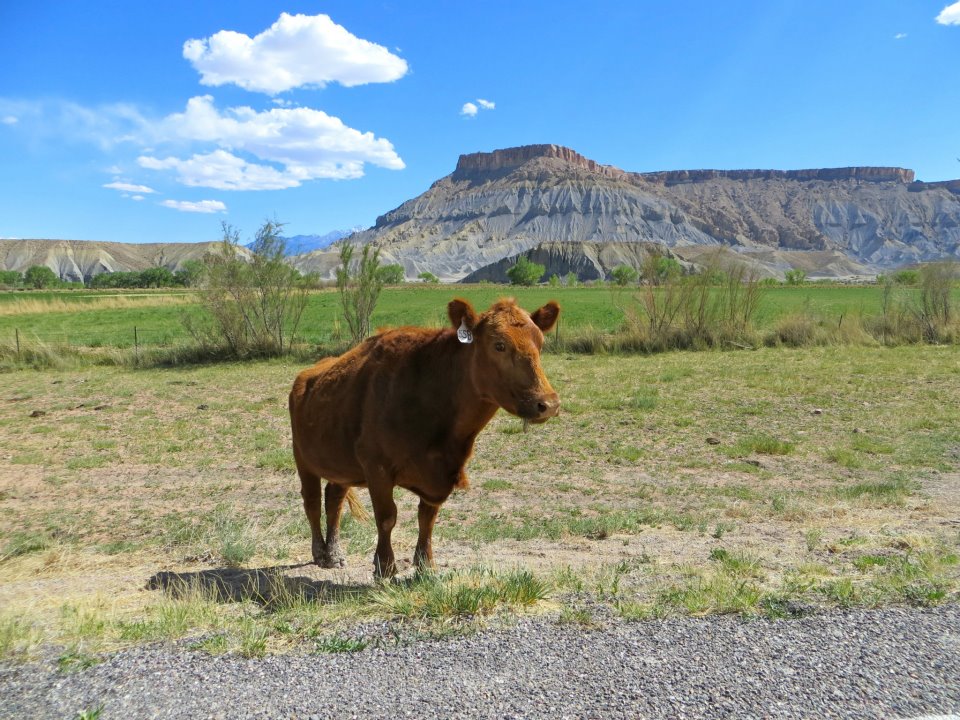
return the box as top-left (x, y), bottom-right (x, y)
top-left (413, 499), bottom-right (441, 572)
top-left (321, 482), bottom-right (349, 568)
top-left (297, 469), bottom-right (326, 566)
top-left (368, 480), bottom-right (398, 579)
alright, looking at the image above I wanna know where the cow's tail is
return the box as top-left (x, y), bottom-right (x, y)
top-left (346, 488), bottom-right (370, 523)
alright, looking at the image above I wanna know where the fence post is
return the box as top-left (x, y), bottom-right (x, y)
top-left (15, 328), bottom-right (20, 362)
top-left (134, 326), bottom-right (140, 366)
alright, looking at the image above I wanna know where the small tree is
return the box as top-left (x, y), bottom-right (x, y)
top-left (24, 265), bottom-right (58, 289)
top-left (611, 264), bottom-right (639, 286)
top-left (186, 220), bottom-right (308, 357)
top-left (418, 271), bottom-right (440, 284)
top-left (564, 271), bottom-right (578, 288)
top-left (174, 260), bottom-right (205, 287)
top-left (0, 270), bottom-right (22, 288)
top-left (337, 243), bottom-right (383, 345)
top-left (506, 256), bottom-right (545, 286)
top-left (140, 267), bottom-right (175, 288)
top-left (784, 269), bottom-right (807, 286)
top-left (376, 264), bottom-right (405, 285)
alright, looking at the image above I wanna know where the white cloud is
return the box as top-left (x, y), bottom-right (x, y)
top-left (138, 95), bottom-right (403, 190)
top-left (131, 195), bottom-right (145, 201)
top-left (937, 1), bottom-right (960, 24)
top-left (141, 150), bottom-right (302, 190)
top-left (1, 115), bottom-right (17, 125)
top-left (894, 32), bottom-right (907, 39)
top-left (0, 98), bottom-right (149, 149)
top-left (183, 12), bottom-right (408, 94)
top-left (462, 98), bottom-right (495, 117)
top-left (160, 199), bottom-right (227, 214)
top-left (103, 181), bottom-right (156, 194)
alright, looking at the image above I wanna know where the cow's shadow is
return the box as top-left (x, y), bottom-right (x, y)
top-left (146, 564), bottom-right (376, 608)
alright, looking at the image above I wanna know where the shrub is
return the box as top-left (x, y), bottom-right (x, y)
top-left (376, 264), bottom-right (405, 285)
top-left (784, 269), bottom-right (807, 285)
top-left (506, 256), bottom-right (545, 286)
top-left (185, 220), bottom-right (309, 358)
top-left (611, 265), bottom-right (639, 286)
top-left (337, 243), bottom-right (383, 345)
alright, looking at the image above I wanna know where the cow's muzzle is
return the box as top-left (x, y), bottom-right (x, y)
top-left (519, 392), bottom-right (560, 424)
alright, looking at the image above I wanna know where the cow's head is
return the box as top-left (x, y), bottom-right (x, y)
top-left (448, 297), bottom-right (560, 423)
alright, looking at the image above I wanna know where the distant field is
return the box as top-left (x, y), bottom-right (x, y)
top-left (0, 283), bottom-right (943, 350)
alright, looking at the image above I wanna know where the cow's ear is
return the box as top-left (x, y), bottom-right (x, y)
top-left (448, 298), bottom-right (478, 331)
top-left (531, 301), bottom-right (560, 333)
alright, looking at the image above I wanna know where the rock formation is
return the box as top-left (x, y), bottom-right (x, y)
top-left (293, 144), bottom-right (960, 281)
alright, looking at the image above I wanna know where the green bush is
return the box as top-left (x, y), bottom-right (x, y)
top-left (506, 256), bottom-right (545, 286)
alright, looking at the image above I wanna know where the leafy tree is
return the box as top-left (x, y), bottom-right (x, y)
top-left (611, 265), bottom-right (639, 286)
top-left (376, 264), bottom-right (405, 285)
top-left (140, 267), bottom-right (176, 288)
top-left (174, 260), bottom-right (205, 287)
top-left (417, 271), bottom-right (440, 284)
top-left (24, 265), bottom-right (58, 289)
top-left (0, 270), bottom-right (22, 287)
top-left (565, 272), bottom-right (578, 288)
top-left (893, 269), bottom-right (920, 286)
top-left (784, 269), bottom-right (807, 286)
top-left (548, 274), bottom-right (561, 287)
top-left (185, 220), bottom-right (309, 357)
top-left (506, 256), bottom-right (545, 286)
top-left (337, 243), bottom-right (383, 345)
top-left (641, 253), bottom-right (681, 285)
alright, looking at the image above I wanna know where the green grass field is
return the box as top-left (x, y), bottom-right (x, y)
top-left (0, 283), bottom-right (949, 351)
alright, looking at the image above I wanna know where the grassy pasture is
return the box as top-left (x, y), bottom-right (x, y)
top-left (0, 284), bottom-right (951, 352)
top-left (1, 341), bottom-right (958, 660)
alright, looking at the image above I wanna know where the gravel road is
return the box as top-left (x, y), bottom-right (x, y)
top-left (3, 604), bottom-right (958, 720)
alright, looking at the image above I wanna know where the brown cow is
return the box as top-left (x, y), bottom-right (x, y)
top-left (289, 297), bottom-right (560, 578)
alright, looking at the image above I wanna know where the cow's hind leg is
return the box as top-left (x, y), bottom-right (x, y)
top-left (413, 499), bottom-right (441, 572)
top-left (322, 482), bottom-right (349, 568)
top-left (297, 469), bottom-right (326, 566)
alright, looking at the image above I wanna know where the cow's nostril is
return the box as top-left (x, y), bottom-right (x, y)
top-left (537, 401), bottom-right (548, 414)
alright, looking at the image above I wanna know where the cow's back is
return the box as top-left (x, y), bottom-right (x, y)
top-left (289, 327), bottom-right (452, 484)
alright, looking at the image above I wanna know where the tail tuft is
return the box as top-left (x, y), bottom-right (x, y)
top-left (345, 488), bottom-right (370, 523)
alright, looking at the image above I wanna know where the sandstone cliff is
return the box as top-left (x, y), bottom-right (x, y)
top-left (292, 144), bottom-right (960, 281)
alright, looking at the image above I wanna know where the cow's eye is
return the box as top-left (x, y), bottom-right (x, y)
top-left (494, 341), bottom-right (506, 352)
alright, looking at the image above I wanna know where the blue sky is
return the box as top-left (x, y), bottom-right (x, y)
top-left (1, 1), bottom-right (958, 245)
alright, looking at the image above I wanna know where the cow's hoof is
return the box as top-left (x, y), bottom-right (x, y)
top-left (373, 557), bottom-right (397, 580)
top-left (320, 554), bottom-right (345, 569)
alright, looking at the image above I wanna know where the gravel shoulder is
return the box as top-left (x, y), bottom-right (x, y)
top-left (3, 604), bottom-right (959, 720)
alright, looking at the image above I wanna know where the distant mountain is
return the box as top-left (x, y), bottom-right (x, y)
top-left (7, 146), bottom-right (960, 283)
top-left (0, 239), bottom-right (247, 284)
top-left (245, 229), bottom-right (365, 256)
top-left (291, 144), bottom-right (960, 281)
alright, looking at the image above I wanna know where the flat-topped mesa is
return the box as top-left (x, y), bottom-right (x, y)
top-left (638, 167), bottom-right (916, 185)
top-left (454, 144), bottom-right (626, 180)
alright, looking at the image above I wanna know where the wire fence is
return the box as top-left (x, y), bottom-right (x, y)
top-left (6, 326), bottom-right (193, 362)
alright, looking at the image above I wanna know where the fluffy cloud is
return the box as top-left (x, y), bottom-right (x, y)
top-left (894, 32), bottom-right (907, 39)
top-left (937, 1), bottom-right (960, 24)
top-left (160, 199), bottom-right (227, 214)
top-left (1, 115), bottom-right (17, 125)
top-left (462, 98), bottom-right (495, 117)
top-left (183, 13), bottom-right (408, 94)
top-left (103, 181), bottom-right (156, 194)
top-left (137, 95), bottom-right (403, 190)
